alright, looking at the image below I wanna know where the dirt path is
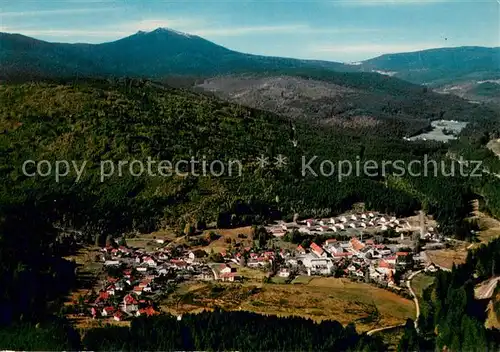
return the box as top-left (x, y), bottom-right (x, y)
top-left (475, 277), bottom-right (500, 300)
top-left (367, 270), bottom-right (422, 336)
top-left (406, 270), bottom-right (423, 331)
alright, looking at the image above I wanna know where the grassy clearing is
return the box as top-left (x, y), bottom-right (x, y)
top-left (126, 230), bottom-right (178, 251)
top-left (201, 226), bottom-right (254, 253)
top-left (291, 276), bottom-right (312, 285)
top-left (162, 277), bottom-right (415, 332)
top-left (411, 273), bottom-right (435, 299)
top-left (238, 267), bottom-right (268, 281)
top-left (427, 249), bottom-right (467, 270)
top-left (472, 207), bottom-right (500, 244)
top-left (270, 276), bottom-right (288, 284)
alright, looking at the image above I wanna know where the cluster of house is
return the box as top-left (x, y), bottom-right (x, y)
top-left (80, 244), bottom-right (217, 322)
top-left (284, 237), bottom-right (415, 287)
top-left (268, 212), bottom-right (411, 237)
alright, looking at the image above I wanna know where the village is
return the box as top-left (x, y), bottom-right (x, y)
top-left (66, 210), bottom-right (444, 324)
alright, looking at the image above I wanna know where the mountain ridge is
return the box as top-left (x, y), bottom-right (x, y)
top-left (0, 29), bottom-right (349, 79)
top-left (1, 29), bottom-right (498, 89)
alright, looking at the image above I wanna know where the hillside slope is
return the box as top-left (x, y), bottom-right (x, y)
top-left (361, 46), bottom-right (500, 86)
top-left (0, 78), bottom-right (479, 241)
top-left (0, 29), bottom-right (348, 79)
top-left (194, 71), bottom-right (500, 137)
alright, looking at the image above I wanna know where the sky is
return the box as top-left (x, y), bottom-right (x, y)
top-left (1, 0), bottom-right (499, 62)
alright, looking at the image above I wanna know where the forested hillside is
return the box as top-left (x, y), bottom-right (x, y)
top-left (0, 78), bottom-right (489, 243)
top-left (82, 310), bottom-right (384, 351)
top-left (361, 46), bottom-right (500, 87)
top-left (195, 70), bottom-right (500, 137)
top-left (402, 238), bottom-right (500, 351)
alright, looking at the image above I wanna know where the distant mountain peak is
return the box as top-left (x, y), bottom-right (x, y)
top-left (136, 27), bottom-right (193, 38)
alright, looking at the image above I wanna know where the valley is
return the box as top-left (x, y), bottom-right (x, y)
top-left (0, 11), bottom-right (499, 350)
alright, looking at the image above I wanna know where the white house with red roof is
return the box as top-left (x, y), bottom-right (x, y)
top-left (114, 311), bottom-right (125, 321)
top-left (310, 242), bottom-right (327, 258)
top-left (102, 306), bottom-right (115, 317)
top-left (136, 306), bottom-right (159, 317)
top-left (220, 264), bottom-right (235, 275)
top-left (106, 285), bottom-right (116, 296)
top-left (377, 259), bottom-right (395, 275)
top-left (220, 272), bottom-right (240, 282)
top-left (349, 238), bottom-right (365, 254)
top-left (143, 256), bottom-right (157, 267)
top-left (333, 252), bottom-right (352, 260)
top-left (324, 238), bottom-right (337, 247)
top-left (123, 294), bottom-right (138, 313)
top-left (396, 252), bottom-right (413, 266)
top-left (296, 245), bottom-right (306, 255)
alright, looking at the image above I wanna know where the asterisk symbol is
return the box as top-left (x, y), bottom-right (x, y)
top-left (274, 154), bottom-right (288, 168)
top-left (257, 155), bottom-right (269, 169)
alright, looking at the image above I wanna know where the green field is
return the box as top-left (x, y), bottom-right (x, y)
top-left (411, 273), bottom-right (435, 299)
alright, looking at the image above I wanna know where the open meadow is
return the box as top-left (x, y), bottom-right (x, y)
top-left (161, 275), bottom-right (415, 333)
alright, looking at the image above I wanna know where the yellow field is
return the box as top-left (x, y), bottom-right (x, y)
top-left (162, 277), bottom-right (415, 333)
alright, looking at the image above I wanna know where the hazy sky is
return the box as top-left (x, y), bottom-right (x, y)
top-left (1, 0), bottom-right (499, 62)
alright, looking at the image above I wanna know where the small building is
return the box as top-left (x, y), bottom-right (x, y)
top-left (102, 306), bottom-right (115, 317)
top-left (278, 268), bottom-right (291, 278)
top-left (324, 238), bottom-right (337, 247)
top-left (349, 238), bottom-right (365, 254)
top-left (220, 264), bottom-right (236, 275)
top-left (310, 242), bottom-right (327, 258)
top-left (136, 306), bottom-right (159, 317)
top-left (114, 311), bottom-right (125, 321)
top-left (425, 263), bottom-right (438, 273)
top-left (104, 260), bottom-right (120, 266)
top-left (220, 272), bottom-right (240, 282)
top-left (188, 249), bottom-right (208, 262)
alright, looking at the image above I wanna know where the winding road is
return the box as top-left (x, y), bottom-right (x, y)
top-left (406, 270), bottom-right (423, 331)
top-left (366, 270), bottom-right (423, 336)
